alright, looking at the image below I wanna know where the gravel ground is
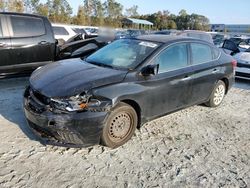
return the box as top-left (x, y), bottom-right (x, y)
top-left (0, 77), bottom-right (249, 188)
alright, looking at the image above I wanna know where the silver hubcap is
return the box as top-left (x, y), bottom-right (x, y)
top-left (213, 84), bottom-right (225, 105)
top-left (109, 112), bottom-right (132, 141)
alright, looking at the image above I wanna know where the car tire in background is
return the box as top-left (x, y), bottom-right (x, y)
top-left (205, 80), bottom-right (226, 107)
top-left (101, 102), bottom-right (138, 148)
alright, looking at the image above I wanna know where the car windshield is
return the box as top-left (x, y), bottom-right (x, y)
top-left (72, 28), bottom-right (86, 34)
top-left (86, 39), bottom-right (160, 70)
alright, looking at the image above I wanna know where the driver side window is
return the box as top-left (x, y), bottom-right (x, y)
top-left (154, 43), bottom-right (188, 73)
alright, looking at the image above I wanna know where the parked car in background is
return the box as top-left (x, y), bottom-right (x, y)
top-left (24, 35), bottom-right (235, 148)
top-left (208, 32), bottom-right (230, 47)
top-left (229, 37), bottom-right (250, 46)
top-left (115, 29), bottom-right (147, 39)
top-left (52, 23), bottom-right (84, 42)
top-left (153, 29), bottom-right (180, 36)
top-left (230, 37), bottom-right (250, 51)
top-left (221, 39), bottom-right (250, 79)
top-left (0, 12), bottom-right (103, 77)
top-left (57, 37), bottom-right (111, 60)
top-left (84, 26), bottom-right (99, 37)
top-left (178, 30), bottom-right (214, 44)
top-left (234, 49), bottom-right (250, 79)
top-left (0, 12), bottom-right (56, 76)
top-left (153, 30), bottom-right (171, 35)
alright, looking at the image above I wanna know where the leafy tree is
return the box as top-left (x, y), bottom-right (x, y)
top-left (167, 20), bottom-right (177, 29)
top-left (47, 0), bottom-right (72, 23)
top-left (3, 0), bottom-right (210, 31)
top-left (94, 0), bottom-right (104, 26)
top-left (72, 5), bottom-right (86, 25)
top-left (83, 0), bottom-right (94, 25)
top-left (8, 0), bottom-right (25, 13)
top-left (125, 5), bottom-right (139, 17)
top-left (103, 0), bottom-right (123, 27)
top-left (36, 3), bottom-right (49, 17)
top-left (0, 0), bottom-right (5, 11)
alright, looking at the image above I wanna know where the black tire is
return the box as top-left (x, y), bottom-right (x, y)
top-left (101, 102), bottom-right (138, 148)
top-left (205, 80), bottom-right (226, 107)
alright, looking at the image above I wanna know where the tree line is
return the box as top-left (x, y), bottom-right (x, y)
top-left (0, 0), bottom-right (210, 30)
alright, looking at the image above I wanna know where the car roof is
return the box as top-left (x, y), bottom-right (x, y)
top-left (0, 12), bottom-right (46, 19)
top-left (135, 34), bottom-right (208, 44)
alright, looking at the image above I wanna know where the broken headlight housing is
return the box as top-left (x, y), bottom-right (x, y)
top-left (50, 93), bottom-right (101, 112)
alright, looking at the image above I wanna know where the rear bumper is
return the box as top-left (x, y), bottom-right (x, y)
top-left (23, 90), bottom-right (108, 147)
top-left (236, 67), bottom-right (250, 79)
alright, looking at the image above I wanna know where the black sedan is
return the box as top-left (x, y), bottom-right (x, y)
top-left (23, 35), bottom-right (235, 148)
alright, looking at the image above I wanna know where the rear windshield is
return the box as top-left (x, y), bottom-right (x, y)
top-left (53, 26), bottom-right (69, 35)
top-left (72, 28), bottom-right (86, 35)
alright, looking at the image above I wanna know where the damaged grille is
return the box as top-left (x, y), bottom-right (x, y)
top-left (28, 120), bottom-right (55, 138)
top-left (26, 88), bottom-right (50, 113)
top-left (30, 89), bottom-right (50, 105)
top-left (28, 120), bottom-right (84, 145)
top-left (56, 130), bottom-right (84, 145)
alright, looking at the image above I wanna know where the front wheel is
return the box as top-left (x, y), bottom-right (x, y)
top-left (101, 102), bottom-right (138, 148)
top-left (205, 80), bottom-right (226, 107)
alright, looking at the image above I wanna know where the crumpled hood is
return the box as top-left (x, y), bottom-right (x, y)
top-left (30, 58), bottom-right (127, 97)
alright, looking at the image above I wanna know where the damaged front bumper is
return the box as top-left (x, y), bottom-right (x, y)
top-left (23, 87), bottom-right (109, 147)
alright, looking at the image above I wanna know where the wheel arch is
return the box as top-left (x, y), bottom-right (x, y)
top-left (220, 77), bottom-right (229, 94)
top-left (121, 99), bottom-right (141, 129)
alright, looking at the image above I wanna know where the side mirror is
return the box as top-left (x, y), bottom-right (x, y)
top-left (141, 64), bottom-right (159, 76)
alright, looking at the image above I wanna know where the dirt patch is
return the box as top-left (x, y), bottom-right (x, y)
top-left (0, 77), bottom-right (249, 187)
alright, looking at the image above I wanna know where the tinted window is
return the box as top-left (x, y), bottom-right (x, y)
top-left (191, 43), bottom-right (212, 64)
top-left (10, 16), bottom-right (45, 37)
top-left (53, 26), bottom-right (69, 35)
top-left (155, 43), bottom-right (188, 73)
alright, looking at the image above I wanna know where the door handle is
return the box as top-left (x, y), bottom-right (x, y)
top-left (39, 41), bottom-right (49, 45)
top-left (212, 69), bottom-right (219, 73)
top-left (181, 76), bottom-right (191, 81)
top-left (0, 43), bottom-right (7, 47)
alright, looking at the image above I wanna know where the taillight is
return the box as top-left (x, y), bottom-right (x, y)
top-left (231, 60), bottom-right (237, 69)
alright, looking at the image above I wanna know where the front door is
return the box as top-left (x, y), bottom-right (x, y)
top-left (138, 43), bottom-right (193, 119)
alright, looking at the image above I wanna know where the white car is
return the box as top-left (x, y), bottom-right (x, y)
top-left (234, 51), bottom-right (250, 79)
top-left (52, 24), bottom-right (86, 42)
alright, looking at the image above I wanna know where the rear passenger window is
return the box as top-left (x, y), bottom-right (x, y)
top-left (191, 43), bottom-right (212, 64)
top-left (53, 26), bottom-right (69, 35)
top-left (10, 16), bottom-right (45, 37)
top-left (155, 43), bottom-right (188, 73)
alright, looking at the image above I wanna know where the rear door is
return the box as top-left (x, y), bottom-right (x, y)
top-left (7, 15), bottom-right (54, 69)
top-left (0, 15), bottom-right (12, 69)
top-left (188, 42), bottom-right (222, 104)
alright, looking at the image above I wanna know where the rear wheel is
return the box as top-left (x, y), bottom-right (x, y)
top-left (205, 80), bottom-right (226, 107)
top-left (101, 102), bottom-right (138, 148)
